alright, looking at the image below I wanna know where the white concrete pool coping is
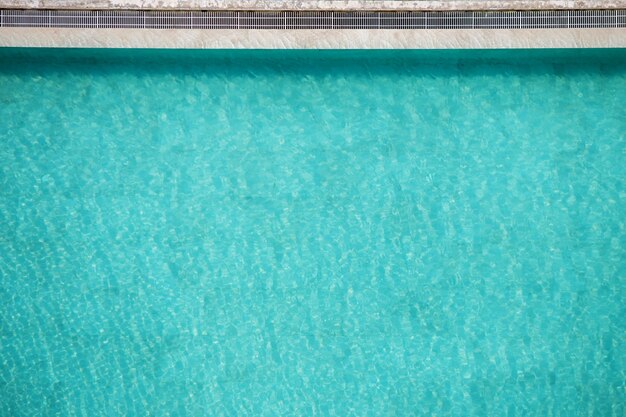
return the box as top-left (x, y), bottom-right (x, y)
top-left (1, 27), bottom-right (624, 49)
top-left (1, 0), bottom-right (626, 12)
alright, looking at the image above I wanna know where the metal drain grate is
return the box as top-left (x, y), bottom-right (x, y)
top-left (0, 9), bottom-right (624, 29)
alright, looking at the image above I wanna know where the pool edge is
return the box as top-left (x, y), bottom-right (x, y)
top-left (1, 27), bottom-right (625, 49)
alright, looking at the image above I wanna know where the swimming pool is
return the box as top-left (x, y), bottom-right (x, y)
top-left (0, 48), bottom-right (625, 416)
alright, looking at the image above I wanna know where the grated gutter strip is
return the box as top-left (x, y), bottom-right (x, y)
top-left (0, 9), bottom-right (624, 29)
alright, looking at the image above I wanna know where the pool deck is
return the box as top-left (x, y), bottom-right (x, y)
top-left (1, 0), bottom-right (626, 11)
top-left (1, 0), bottom-right (625, 49)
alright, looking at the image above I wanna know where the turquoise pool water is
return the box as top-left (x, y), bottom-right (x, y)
top-left (0, 49), bottom-right (625, 416)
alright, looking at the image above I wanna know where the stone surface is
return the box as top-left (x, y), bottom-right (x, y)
top-left (1, 27), bottom-right (624, 48)
top-left (0, 0), bottom-right (624, 11)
